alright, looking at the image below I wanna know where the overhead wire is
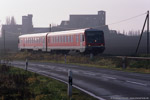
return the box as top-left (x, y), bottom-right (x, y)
top-left (54, 12), bottom-right (147, 30)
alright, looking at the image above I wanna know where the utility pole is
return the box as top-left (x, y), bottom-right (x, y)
top-left (147, 10), bottom-right (149, 54)
top-left (135, 11), bottom-right (149, 55)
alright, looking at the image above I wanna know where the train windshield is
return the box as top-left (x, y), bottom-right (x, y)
top-left (85, 31), bottom-right (104, 43)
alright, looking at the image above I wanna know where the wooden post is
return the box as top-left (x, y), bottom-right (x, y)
top-left (65, 54), bottom-right (67, 63)
top-left (122, 57), bottom-right (127, 69)
top-left (68, 70), bottom-right (73, 98)
top-left (90, 53), bottom-right (93, 60)
top-left (25, 59), bottom-right (28, 71)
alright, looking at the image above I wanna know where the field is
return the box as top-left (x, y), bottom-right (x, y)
top-left (4, 52), bottom-right (150, 74)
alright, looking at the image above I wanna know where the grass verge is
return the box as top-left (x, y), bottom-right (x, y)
top-left (3, 52), bottom-right (150, 74)
top-left (0, 64), bottom-right (97, 100)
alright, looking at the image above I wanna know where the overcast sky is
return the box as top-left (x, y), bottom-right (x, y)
top-left (0, 0), bottom-right (149, 32)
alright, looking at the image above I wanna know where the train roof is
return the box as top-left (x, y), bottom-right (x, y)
top-left (19, 28), bottom-right (103, 38)
top-left (19, 33), bottom-right (48, 38)
top-left (47, 29), bottom-right (86, 36)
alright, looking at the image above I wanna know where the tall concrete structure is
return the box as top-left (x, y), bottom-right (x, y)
top-left (22, 14), bottom-right (33, 34)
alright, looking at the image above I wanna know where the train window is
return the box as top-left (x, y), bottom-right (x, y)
top-left (29, 38), bottom-right (30, 44)
top-left (37, 38), bottom-right (38, 43)
top-left (35, 38), bottom-right (36, 43)
top-left (37, 38), bottom-right (39, 43)
top-left (51, 37), bottom-right (53, 43)
top-left (48, 37), bottom-right (50, 43)
top-left (32, 38), bottom-right (34, 43)
top-left (55, 36), bottom-right (56, 43)
top-left (25, 38), bottom-right (27, 44)
top-left (49, 37), bottom-right (50, 43)
top-left (30, 38), bottom-right (31, 44)
top-left (26, 38), bottom-right (28, 44)
top-left (38, 38), bottom-right (39, 43)
top-left (68, 36), bottom-right (70, 43)
top-left (27, 38), bottom-right (28, 44)
top-left (56, 36), bottom-right (58, 43)
top-left (54, 37), bottom-right (55, 43)
top-left (76, 35), bottom-right (79, 42)
top-left (55, 37), bottom-right (57, 43)
top-left (58, 36), bottom-right (59, 43)
top-left (80, 34), bottom-right (82, 42)
top-left (43, 37), bottom-right (45, 43)
top-left (62, 36), bottom-right (64, 43)
top-left (65, 36), bottom-right (67, 43)
top-left (62, 36), bottom-right (65, 43)
top-left (59, 36), bottom-right (61, 43)
top-left (71, 35), bottom-right (73, 42)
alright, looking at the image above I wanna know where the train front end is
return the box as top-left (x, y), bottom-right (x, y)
top-left (84, 29), bottom-right (105, 54)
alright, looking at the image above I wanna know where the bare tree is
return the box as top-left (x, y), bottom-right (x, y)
top-left (10, 16), bottom-right (16, 25)
top-left (5, 16), bottom-right (16, 25)
top-left (6, 16), bottom-right (11, 25)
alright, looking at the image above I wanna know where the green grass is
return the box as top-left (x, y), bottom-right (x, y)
top-left (4, 52), bottom-right (150, 74)
top-left (0, 64), bottom-right (97, 100)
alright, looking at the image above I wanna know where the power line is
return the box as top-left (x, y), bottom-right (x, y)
top-left (107, 12), bottom-right (147, 26)
top-left (55, 12), bottom-right (147, 30)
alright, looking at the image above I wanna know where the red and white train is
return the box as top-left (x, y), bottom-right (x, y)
top-left (18, 28), bottom-right (105, 54)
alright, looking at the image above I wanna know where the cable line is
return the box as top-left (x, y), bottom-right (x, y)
top-left (107, 12), bottom-right (147, 26)
top-left (55, 12), bottom-right (147, 30)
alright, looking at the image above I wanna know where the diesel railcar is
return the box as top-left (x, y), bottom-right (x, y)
top-left (18, 28), bottom-right (105, 54)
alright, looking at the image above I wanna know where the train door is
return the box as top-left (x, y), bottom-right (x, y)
top-left (43, 37), bottom-right (46, 51)
top-left (80, 34), bottom-right (83, 47)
